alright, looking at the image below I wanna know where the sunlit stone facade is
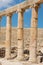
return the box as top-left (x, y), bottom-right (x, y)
top-left (0, 0), bottom-right (43, 64)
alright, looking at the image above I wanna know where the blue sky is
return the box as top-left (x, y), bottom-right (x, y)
top-left (0, 0), bottom-right (43, 28)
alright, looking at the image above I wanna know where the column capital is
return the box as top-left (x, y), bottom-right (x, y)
top-left (6, 13), bottom-right (12, 17)
top-left (17, 8), bottom-right (24, 13)
top-left (31, 4), bottom-right (40, 8)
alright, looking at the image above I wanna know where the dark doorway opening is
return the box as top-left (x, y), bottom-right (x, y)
top-left (40, 56), bottom-right (43, 63)
top-left (0, 47), bottom-right (5, 58)
top-left (38, 50), bottom-right (43, 63)
top-left (24, 49), bottom-right (29, 60)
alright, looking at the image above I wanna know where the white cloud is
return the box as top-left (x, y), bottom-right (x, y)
top-left (0, 0), bottom-right (25, 9)
top-left (0, 0), bottom-right (26, 10)
top-left (0, 0), bottom-right (14, 8)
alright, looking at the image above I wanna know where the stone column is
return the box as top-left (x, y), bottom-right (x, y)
top-left (17, 9), bottom-right (24, 61)
top-left (5, 14), bottom-right (12, 59)
top-left (29, 6), bottom-right (39, 63)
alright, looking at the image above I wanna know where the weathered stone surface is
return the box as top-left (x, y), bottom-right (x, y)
top-left (17, 9), bottom-right (24, 60)
top-left (0, 28), bottom-right (43, 63)
top-left (0, 28), bottom-right (43, 51)
top-left (5, 14), bottom-right (12, 59)
top-left (29, 7), bottom-right (38, 63)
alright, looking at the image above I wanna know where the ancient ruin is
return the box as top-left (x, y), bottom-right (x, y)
top-left (0, 0), bottom-right (43, 65)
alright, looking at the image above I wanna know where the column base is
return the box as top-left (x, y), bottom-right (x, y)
top-left (5, 56), bottom-right (11, 60)
top-left (29, 59), bottom-right (37, 63)
top-left (17, 57), bottom-right (24, 61)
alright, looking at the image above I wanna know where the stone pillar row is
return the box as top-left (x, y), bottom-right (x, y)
top-left (0, 15), bottom-right (12, 59)
top-left (5, 9), bottom-right (24, 60)
top-left (29, 6), bottom-right (39, 63)
top-left (0, 5), bottom-right (39, 63)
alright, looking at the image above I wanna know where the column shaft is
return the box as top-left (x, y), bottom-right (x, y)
top-left (17, 9), bottom-right (24, 60)
top-left (5, 14), bottom-right (12, 59)
top-left (29, 7), bottom-right (38, 63)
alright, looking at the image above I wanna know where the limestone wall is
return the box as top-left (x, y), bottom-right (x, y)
top-left (0, 28), bottom-right (43, 51)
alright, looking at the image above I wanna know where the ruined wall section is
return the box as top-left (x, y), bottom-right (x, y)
top-left (0, 28), bottom-right (43, 51)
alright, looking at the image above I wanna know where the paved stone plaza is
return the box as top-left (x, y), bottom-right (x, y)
top-left (0, 59), bottom-right (43, 65)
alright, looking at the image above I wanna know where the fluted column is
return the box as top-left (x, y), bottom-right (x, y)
top-left (5, 14), bottom-right (12, 59)
top-left (29, 6), bottom-right (39, 63)
top-left (17, 9), bottom-right (24, 61)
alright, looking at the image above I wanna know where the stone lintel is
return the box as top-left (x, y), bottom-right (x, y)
top-left (0, 0), bottom-right (42, 16)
